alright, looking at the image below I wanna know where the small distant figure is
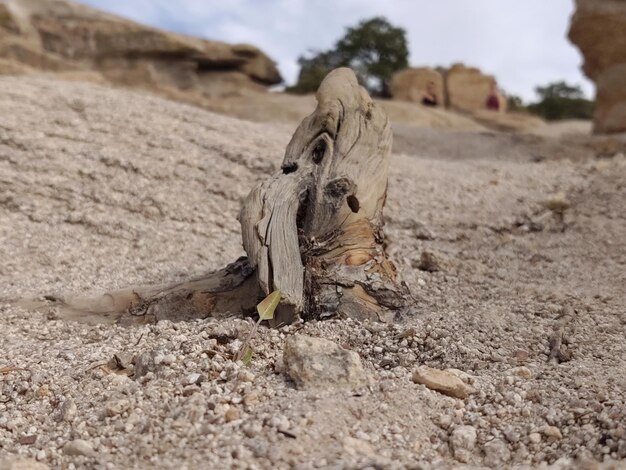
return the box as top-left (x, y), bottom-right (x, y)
top-left (486, 80), bottom-right (502, 111)
top-left (421, 81), bottom-right (438, 107)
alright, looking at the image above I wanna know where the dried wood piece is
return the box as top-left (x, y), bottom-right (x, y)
top-left (24, 68), bottom-right (409, 325)
top-left (241, 68), bottom-right (408, 324)
top-left (22, 258), bottom-right (260, 325)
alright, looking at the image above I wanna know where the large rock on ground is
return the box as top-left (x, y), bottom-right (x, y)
top-left (390, 67), bottom-right (444, 105)
top-left (568, 0), bottom-right (626, 134)
top-left (283, 335), bottom-right (369, 390)
top-left (0, 0), bottom-right (281, 98)
top-left (446, 63), bottom-right (505, 113)
top-left (412, 366), bottom-right (477, 399)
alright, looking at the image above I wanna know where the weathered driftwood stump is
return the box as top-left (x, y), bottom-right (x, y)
top-left (37, 68), bottom-right (410, 326)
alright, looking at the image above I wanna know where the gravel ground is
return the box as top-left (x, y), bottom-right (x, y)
top-left (1, 77), bottom-right (625, 469)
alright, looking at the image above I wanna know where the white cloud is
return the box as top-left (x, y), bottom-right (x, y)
top-left (78, 0), bottom-right (593, 101)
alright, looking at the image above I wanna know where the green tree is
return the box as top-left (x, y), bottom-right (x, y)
top-left (535, 81), bottom-right (585, 100)
top-left (527, 81), bottom-right (594, 121)
top-left (506, 94), bottom-right (525, 113)
top-left (290, 51), bottom-right (342, 95)
top-left (288, 17), bottom-right (409, 97)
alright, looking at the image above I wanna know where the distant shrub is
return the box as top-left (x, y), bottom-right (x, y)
top-left (526, 81), bottom-right (594, 121)
top-left (287, 17), bottom-right (409, 97)
top-left (506, 95), bottom-right (525, 113)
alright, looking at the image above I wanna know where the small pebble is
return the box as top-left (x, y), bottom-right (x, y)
top-left (64, 439), bottom-right (95, 457)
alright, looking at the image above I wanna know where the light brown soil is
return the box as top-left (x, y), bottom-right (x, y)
top-left (1, 77), bottom-right (625, 469)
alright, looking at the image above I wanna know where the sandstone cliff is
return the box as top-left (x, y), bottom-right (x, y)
top-left (389, 64), bottom-right (552, 132)
top-left (569, 0), bottom-right (626, 134)
top-left (445, 63), bottom-right (506, 113)
top-left (390, 64), bottom-right (506, 113)
top-left (0, 0), bottom-right (281, 98)
top-left (389, 67), bottom-right (445, 106)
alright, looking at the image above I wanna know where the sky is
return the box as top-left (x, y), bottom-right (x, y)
top-left (78, 0), bottom-right (593, 102)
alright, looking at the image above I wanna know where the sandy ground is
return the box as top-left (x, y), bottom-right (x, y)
top-left (0, 77), bottom-right (625, 469)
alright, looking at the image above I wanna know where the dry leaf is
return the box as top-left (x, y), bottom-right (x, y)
top-left (241, 347), bottom-right (253, 367)
top-left (257, 290), bottom-right (281, 321)
top-left (236, 290), bottom-right (282, 363)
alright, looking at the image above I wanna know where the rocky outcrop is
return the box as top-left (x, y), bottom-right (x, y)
top-left (0, 0), bottom-right (281, 98)
top-left (391, 63), bottom-right (507, 114)
top-left (391, 71), bottom-right (573, 133)
top-left (568, 0), bottom-right (626, 134)
top-left (389, 67), bottom-right (444, 106)
top-left (446, 63), bottom-right (505, 113)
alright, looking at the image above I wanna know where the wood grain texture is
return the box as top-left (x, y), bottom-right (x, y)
top-left (29, 68), bottom-right (409, 325)
top-left (241, 68), bottom-right (408, 324)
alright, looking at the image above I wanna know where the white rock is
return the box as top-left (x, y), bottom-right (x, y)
top-left (186, 373), bottom-right (202, 385)
top-left (412, 366), bottom-right (477, 398)
top-left (283, 335), bottom-right (368, 390)
top-left (343, 436), bottom-right (376, 457)
top-left (508, 366), bottom-right (533, 379)
top-left (155, 354), bottom-right (175, 366)
top-left (438, 415), bottom-right (453, 430)
top-left (237, 370), bottom-right (255, 382)
top-left (503, 426), bottom-right (520, 444)
top-left (450, 425), bottom-right (477, 462)
top-left (57, 399), bottom-right (77, 422)
top-left (483, 438), bottom-right (511, 466)
top-left (105, 399), bottom-right (130, 417)
top-left (63, 439), bottom-right (95, 457)
top-left (542, 425), bottom-right (563, 440)
top-left (133, 351), bottom-right (157, 378)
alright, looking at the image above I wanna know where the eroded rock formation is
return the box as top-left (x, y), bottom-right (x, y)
top-left (391, 63), bottom-right (506, 114)
top-left (569, 0), bottom-right (626, 134)
top-left (446, 63), bottom-right (505, 113)
top-left (0, 0), bottom-right (281, 97)
top-left (389, 67), bottom-right (445, 106)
